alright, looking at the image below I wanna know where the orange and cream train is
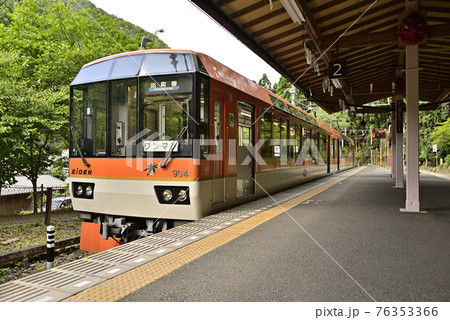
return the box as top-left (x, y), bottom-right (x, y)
top-left (69, 47), bottom-right (355, 252)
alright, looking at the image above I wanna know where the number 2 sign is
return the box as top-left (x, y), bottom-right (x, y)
top-left (329, 61), bottom-right (346, 78)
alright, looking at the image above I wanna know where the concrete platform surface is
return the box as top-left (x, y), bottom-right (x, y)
top-left (120, 166), bottom-right (450, 302)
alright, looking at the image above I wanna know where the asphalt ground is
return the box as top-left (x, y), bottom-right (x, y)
top-left (120, 166), bottom-right (450, 302)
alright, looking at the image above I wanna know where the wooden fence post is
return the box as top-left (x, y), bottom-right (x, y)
top-left (45, 187), bottom-right (52, 225)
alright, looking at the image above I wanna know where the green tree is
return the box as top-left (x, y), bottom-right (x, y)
top-left (0, 51), bottom-right (68, 213)
top-left (0, 0), bottom-right (168, 212)
top-left (430, 118), bottom-right (450, 159)
top-left (0, 0), bottom-right (16, 27)
top-left (271, 76), bottom-right (307, 110)
top-left (272, 77), bottom-right (292, 101)
top-left (0, 51), bottom-right (20, 194)
top-left (419, 105), bottom-right (449, 164)
top-left (0, 0), bottom-right (167, 89)
top-left (258, 73), bottom-right (272, 91)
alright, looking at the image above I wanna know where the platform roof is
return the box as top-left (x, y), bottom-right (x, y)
top-left (191, 0), bottom-right (450, 114)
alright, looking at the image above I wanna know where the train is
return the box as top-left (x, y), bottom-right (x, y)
top-left (69, 44), bottom-right (355, 252)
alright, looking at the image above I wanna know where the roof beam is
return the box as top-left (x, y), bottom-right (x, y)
top-left (231, 1), bottom-right (268, 19)
top-left (241, 8), bottom-right (285, 29)
top-left (321, 23), bottom-right (450, 50)
top-left (251, 19), bottom-right (292, 37)
top-left (259, 26), bottom-right (303, 46)
top-left (190, 0), bottom-right (331, 111)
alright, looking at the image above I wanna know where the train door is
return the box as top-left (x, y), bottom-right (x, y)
top-left (237, 101), bottom-right (254, 197)
top-left (327, 135), bottom-right (331, 173)
top-left (212, 91), bottom-right (224, 204)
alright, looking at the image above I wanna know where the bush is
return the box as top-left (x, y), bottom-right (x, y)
top-left (446, 154), bottom-right (450, 164)
top-left (419, 155), bottom-right (426, 164)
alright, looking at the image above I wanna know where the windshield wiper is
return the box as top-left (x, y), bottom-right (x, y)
top-left (159, 126), bottom-right (188, 168)
top-left (70, 126), bottom-right (91, 168)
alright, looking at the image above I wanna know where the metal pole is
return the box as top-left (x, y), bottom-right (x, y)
top-left (387, 138), bottom-right (390, 170)
top-left (40, 184), bottom-right (44, 213)
top-left (370, 134), bottom-right (373, 165)
top-left (436, 149), bottom-right (438, 168)
top-left (47, 225), bottom-right (55, 269)
top-left (391, 112), bottom-right (396, 178)
top-left (380, 138), bottom-right (382, 166)
top-left (45, 187), bottom-right (52, 226)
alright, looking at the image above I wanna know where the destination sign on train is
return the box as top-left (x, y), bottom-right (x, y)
top-left (143, 140), bottom-right (179, 152)
top-left (147, 81), bottom-right (179, 92)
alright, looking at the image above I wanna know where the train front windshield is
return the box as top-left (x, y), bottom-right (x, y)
top-left (70, 53), bottom-right (196, 158)
top-left (140, 75), bottom-right (192, 156)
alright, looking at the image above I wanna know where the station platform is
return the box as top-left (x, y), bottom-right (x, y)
top-left (118, 166), bottom-right (450, 302)
top-left (1, 166), bottom-right (449, 302)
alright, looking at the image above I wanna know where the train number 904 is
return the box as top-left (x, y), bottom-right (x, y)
top-left (173, 170), bottom-right (188, 178)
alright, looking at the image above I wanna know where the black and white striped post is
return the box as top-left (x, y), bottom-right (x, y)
top-left (46, 225), bottom-right (55, 269)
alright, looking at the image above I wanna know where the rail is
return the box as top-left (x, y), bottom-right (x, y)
top-left (0, 236), bottom-right (80, 266)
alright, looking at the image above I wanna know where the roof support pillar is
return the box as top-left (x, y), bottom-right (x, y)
top-left (390, 109), bottom-right (396, 178)
top-left (393, 98), bottom-right (405, 188)
top-left (393, 68), bottom-right (404, 188)
top-left (403, 0), bottom-right (421, 212)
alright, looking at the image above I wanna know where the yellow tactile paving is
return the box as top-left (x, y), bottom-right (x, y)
top-left (95, 272), bottom-right (159, 292)
top-left (420, 170), bottom-right (450, 181)
top-left (65, 284), bottom-right (132, 302)
top-left (64, 167), bottom-right (365, 302)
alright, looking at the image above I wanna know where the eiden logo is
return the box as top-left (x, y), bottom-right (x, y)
top-left (72, 168), bottom-right (93, 175)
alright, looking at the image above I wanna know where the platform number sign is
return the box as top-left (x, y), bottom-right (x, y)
top-left (329, 61), bottom-right (346, 78)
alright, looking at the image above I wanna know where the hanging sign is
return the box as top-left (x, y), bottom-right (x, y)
top-left (273, 145), bottom-right (281, 157)
top-left (329, 61), bottom-right (346, 79)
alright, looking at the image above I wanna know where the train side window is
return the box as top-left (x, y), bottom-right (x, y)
top-left (290, 123), bottom-right (301, 161)
top-left (296, 124), bottom-right (302, 158)
top-left (321, 134), bottom-right (327, 162)
top-left (214, 102), bottom-right (222, 153)
top-left (331, 138), bottom-right (336, 159)
top-left (280, 118), bottom-right (288, 163)
top-left (199, 77), bottom-right (210, 155)
top-left (260, 110), bottom-right (272, 158)
top-left (109, 79), bottom-right (137, 157)
top-left (71, 82), bottom-right (107, 157)
top-left (311, 130), bottom-right (319, 164)
top-left (272, 116), bottom-right (281, 157)
top-left (301, 127), bottom-right (309, 159)
top-left (289, 123), bottom-right (296, 160)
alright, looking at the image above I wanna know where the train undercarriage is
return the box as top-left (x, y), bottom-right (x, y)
top-left (79, 212), bottom-right (182, 245)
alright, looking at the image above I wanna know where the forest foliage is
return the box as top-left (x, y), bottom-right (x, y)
top-left (0, 0), bottom-right (168, 212)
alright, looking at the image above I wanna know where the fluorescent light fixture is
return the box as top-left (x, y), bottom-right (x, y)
top-left (280, 0), bottom-right (305, 23)
top-left (331, 79), bottom-right (343, 89)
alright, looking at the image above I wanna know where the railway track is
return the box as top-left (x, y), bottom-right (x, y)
top-left (0, 236), bottom-right (80, 266)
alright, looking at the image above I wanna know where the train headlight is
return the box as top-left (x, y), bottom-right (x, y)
top-left (163, 189), bottom-right (173, 201)
top-left (85, 185), bottom-right (93, 197)
top-left (72, 182), bottom-right (95, 199)
top-left (154, 186), bottom-right (190, 205)
top-left (178, 189), bottom-right (188, 202)
top-left (76, 185), bottom-right (84, 196)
